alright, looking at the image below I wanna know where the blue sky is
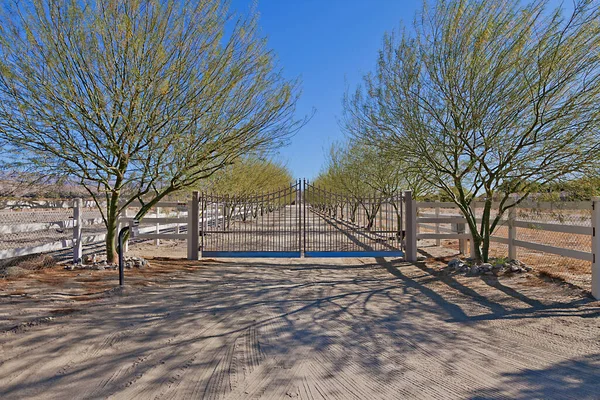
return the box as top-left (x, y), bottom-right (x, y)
top-left (229, 0), bottom-right (422, 180)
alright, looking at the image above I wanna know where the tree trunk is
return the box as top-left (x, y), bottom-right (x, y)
top-left (480, 199), bottom-right (493, 262)
top-left (105, 194), bottom-right (120, 263)
top-left (464, 214), bottom-right (483, 262)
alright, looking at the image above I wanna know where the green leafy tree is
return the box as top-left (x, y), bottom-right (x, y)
top-left (314, 141), bottom-right (429, 232)
top-left (0, 0), bottom-right (305, 261)
top-left (344, 0), bottom-right (600, 261)
top-left (201, 157), bottom-right (293, 225)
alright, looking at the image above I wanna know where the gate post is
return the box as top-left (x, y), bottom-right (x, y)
top-left (72, 198), bottom-right (83, 263)
top-left (591, 197), bottom-right (600, 299)
top-left (404, 190), bottom-right (417, 262)
top-left (187, 191), bottom-right (199, 260)
top-left (508, 205), bottom-right (517, 260)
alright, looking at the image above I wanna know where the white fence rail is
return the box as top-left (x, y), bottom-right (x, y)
top-left (2, 192), bottom-right (599, 299)
top-left (1, 199), bottom-right (190, 261)
top-left (409, 199), bottom-right (599, 299)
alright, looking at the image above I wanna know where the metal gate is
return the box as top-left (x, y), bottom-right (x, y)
top-left (303, 181), bottom-right (404, 257)
top-left (199, 179), bottom-right (404, 258)
top-left (201, 180), bottom-right (302, 257)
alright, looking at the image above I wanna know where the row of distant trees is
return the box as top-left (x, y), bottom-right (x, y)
top-left (0, 157), bottom-right (292, 200)
top-left (0, 0), bottom-right (304, 262)
top-left (316, 0), bottom-right (600, 262)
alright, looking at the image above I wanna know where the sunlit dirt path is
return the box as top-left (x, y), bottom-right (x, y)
top-left (1, 257), bottom-right (599, 399)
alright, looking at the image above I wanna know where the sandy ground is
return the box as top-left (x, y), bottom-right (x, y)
top-left (0, 252), bottom-right (599, 399)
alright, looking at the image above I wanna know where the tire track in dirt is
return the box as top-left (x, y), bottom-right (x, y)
top-left (108, 296), bottom-right (272, 400)
top-left (2, 258), bottom-right (599, 399)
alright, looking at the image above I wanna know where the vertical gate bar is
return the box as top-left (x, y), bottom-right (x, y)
top-left (303, 180), bottom-right (307, 255)
top-left (327, 189), bottom-right (338, 251)
top-left (317, 184), bottom-right (321, 252)
top-left (319, 184), bottom-right (322, 252)
top-left (345, 193), bottom-right (348, 251)
top-left (400, 193), bottom-right (404, 252)
top-left (299, 180), bottom-right (302, 255)
top-left (245, 194), bottom-right (248, 253)
top-left (266, 191), bottom-right (270, 252)
top-left (277, 186), bottom-right (280, 252)
top-left (328, 186), bottom-right (332, 251)
top-left (213, 194), bottom-right (215, 252)
top-left (213, 194), bottom-right (216, 252)
top-left (378, 194), bottom-right (382, 251)
top-left (368, 192), bottom-right (371, 250)
top-left (200, 194), bottom-right (203, 257)
top-left (260, 191), bottom-right (264, 253)
top-left (273, 189), bottom-right (276, 252)
top-left (248, 194), bottom-right (250, 252)
top-left (277, 187), bottom-right (288, 251)
top-left (272, 189), bottom-right (275, 252)
top-left (271, 189), bottom-right (275, 251)
top-left (213, 194), bottom-right (216, 253)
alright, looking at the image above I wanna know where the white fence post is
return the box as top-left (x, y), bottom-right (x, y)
top-left (155, 207), bottom-right (161, 246)
top-left (508, 205), bottom-right (517, 260)
top-left (404, 190), bottom-right (417, 262)
top-left (72, 198), bottom-right (82, 263)
top-left (435, 206), bottom-right (440, 246)
top-left (591, 197), bottom-right (600, 299)
top-left (454, 222), bottom-right (466, 254)
top-left (187, 191), bottom-right (199, 260)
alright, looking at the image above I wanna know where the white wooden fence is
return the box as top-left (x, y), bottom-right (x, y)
top-left (402, 196), bottom-right (599, 299)
top-left (1, 199), bottom-right (189, 262)
top-left (3, 191), bottom-right (599, 299)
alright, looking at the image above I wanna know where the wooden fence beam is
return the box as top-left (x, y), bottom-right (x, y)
top-left (72, 198), bottom-right (82, 263)
top-left (187, 191), bottom-right (199, 260)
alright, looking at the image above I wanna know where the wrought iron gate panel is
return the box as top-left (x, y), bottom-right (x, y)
top-left (303, 180), bottom-right (404, 257)
top-left (200, 180), bottom-right (302, 257)
top-left (199, 179), bottom-right (404, 258)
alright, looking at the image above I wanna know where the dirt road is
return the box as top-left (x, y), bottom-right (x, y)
top-left (1, 257), bottom-right (599, 399)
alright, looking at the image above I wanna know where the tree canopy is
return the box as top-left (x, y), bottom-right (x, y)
top-left (0, 0), bottom-right (305, 261)
top-left (343, 0), bottom-right (600, 261)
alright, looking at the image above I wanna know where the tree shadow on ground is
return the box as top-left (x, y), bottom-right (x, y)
top-left (470, 353), bottom-right (600, 400)
top-left (0, 257), bottom-right (598, 399)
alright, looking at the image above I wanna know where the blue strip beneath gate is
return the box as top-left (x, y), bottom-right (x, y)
top-left (202, 251), bottom-right (301, 258)
top-left (304, 251), bottom-right (404, 258)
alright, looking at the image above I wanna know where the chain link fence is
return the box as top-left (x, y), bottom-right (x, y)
top-left (417, 203), bottom-right (592, 290)
top-left (0, 200), bottom-right (104, 262)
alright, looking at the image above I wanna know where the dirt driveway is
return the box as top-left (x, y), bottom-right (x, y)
top-left (0, 257), bottom-right (599, 399)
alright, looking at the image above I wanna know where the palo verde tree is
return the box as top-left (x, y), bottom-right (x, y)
top-left (314, 140), bottom-right (429, 232)
top-left (201, 157), bottom-right (292, 225)
top-left (0, 0), bottom-right (305, 262)
top-left (344, 0), bottom-right (600, 262)
top-left (204, 157), bottom-right (292, 196)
